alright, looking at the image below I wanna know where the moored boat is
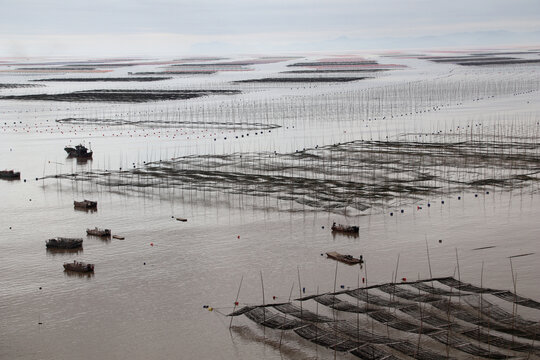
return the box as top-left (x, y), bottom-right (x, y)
top-left (0, 169), bottom-right (21, 180)
top-left (74, 199), bottom-right (97, 209)
top-left (331, 222), bottom-right (359, 234)
top-left (63, 260), bottom-right (94, 273)
top-left (65, 144), bottom-right (93, 158)
top-left (86, 227), bottom-right (111, 237)
top-left (326, 251), bottom-right (363, 265)
top-left (46, 237), bottom-right (83, 249)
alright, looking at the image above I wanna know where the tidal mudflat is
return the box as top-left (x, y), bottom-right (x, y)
top-left (1, 51), bottom-right (539, 360)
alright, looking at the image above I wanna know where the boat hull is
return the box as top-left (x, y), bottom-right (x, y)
top-left (64, 262), bottom-right (94, 272)
top-left (326, 251), bottom-right (362, 265)
top-left (0, 170), bottom-right (21, 180)
top-left (74, 200), bottom-right (97, 209)
top-left (331, 225), bottom-right (359, 233)
top-left (86, 228), bottom-right (111, 237)
top-left (46, 238), bottom-right (83, 249)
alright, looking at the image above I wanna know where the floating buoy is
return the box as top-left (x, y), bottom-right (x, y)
top-left (441, 200), bottom-right (445, 204)
top-left (203, 305), bottom-right (209, 309)
top-left (272, 296), bottom-right (276, 300)
top-left (362, 277), bottom-right (365, 283)
top-left (400, 209), bottom-right (404, 213)
top-left (390, 212), bottom-right (393, 216)
top-left (208, 307), bottom-right (213, 312)
top-left (340, 285), bottom-right (345, 289)
top-left (321, 226), bottom-right (324, 229)
top-left (237, 235), bottom-right (240, 239)
top-left (427, 203), bottom-right (430, 207)
top-left (234, 301), bottom-right (239, 306)
top-left (402, 277), bottom-right (407, 282)
top-left (150, 242), bottom-right (154, 246)
top-left (458, 196), bottom-right (461, 200)
top-left (475, 194), bottom-right (478, 197)
top-left (302, 287), bottom-right (305, 293)
top-left (143, 262), bottom-right (146, 265)
top-left (486, 191), bottom-right (490, 194)
top-left (439, 239), bottom-right (442, 243)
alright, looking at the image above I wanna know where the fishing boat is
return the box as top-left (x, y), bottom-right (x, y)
top-left (63, 260), bottom-right (94, 273)
top-left (331, 222), bottom-right (359, 234)
top-left (74, 199), bottom-right (97, 209)
top-left (0, 169), bottom-right (20, 180)
top-left (64, 144), bottom-right (93, 158)
top-left (326, 251), bottom-right (363, 265)
top-left (46, 237), bottom-right (83, 249)
top-left (112, 235), bottom-right (125, 240)
top-left (86, 227), bottom-right (111, 237)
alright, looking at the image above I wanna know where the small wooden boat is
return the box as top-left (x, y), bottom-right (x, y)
top-left (326, 251), bottom-right (363, 265)
top-left (65, 144), bottom-right (93, 159)
top-left (176, 217), bottom-right (187, 222)
top-left (74, 199), bottom-right (97, 209)
top-left (0, 169), bottom-right (20, 180)
top-left (63, 260), bottom-right (94, 273)
top-left (331, 222), bottom-right (359, 234)
top-left (46, 237), bottom-right (83, 249)
top-left (112, 235), bottom-right (125, 240)
top-left (86, 227), bottom-right (111, 237)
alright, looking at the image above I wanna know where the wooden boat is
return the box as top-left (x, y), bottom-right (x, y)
top-left (326, 251), bottom-right (363, 265)
top-left (176, 217), bottom-right (187, 222)
top-left (331, 222), bottom-right (359, 234)
top-left (112, 235), bottom-right (125, 240)
top-left (86, 227), bottom-right (111, 237)
top-left (65, 144), bottom-right (93, 158)
top-left (46, 237), bottom-right (83, 249)
top-left (63, 260), bottom-right (94, 273)
top-left (0, 169), bottom-right (20, 180)
top-left (74, 199), bottom-right (97, 209)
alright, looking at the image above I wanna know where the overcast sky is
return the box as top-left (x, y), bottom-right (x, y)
top-left (1, 0), bottom-right (539, 56)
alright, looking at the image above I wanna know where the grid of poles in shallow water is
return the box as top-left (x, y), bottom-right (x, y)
top-left (229, 276), bottom-right (540, 359)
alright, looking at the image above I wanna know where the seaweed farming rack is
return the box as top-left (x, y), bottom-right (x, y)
top-left (228, 276), bottom-right (540, 359)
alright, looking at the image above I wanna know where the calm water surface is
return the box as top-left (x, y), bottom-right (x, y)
top-left (1, 54), bottom-right (540, 360)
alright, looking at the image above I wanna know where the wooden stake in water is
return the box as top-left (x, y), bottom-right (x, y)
top-left (297, 266), bottom-right (303, 319)
top-left (279, 281), bottom-right (295, 349)
top-left (425, 237), bottom-right (434, 291)
top-left (260, 271), bottom-right (265, 325)
top-left (229, 275), bottom-right (243, 329)
top-left (455, 248), bottom-right (461, 302)
top-left (332, 261), bottom-right (338, 360)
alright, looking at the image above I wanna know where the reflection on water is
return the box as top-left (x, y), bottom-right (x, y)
top-left (63, 269), bottom-right (95, 278)
top-left (69, 157), bottom-right (92, 165)
top-left (331, 231), bottom-right (360, 240)
top-left (230, 325), bottom-right (321, 360)
top-left (46, 247), bottom-right (84, 256)
top-left (74, 207), bottom-right (97, 213)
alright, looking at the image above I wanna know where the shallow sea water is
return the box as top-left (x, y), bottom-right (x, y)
top-left (1, 53), bottom-right (540, 359)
